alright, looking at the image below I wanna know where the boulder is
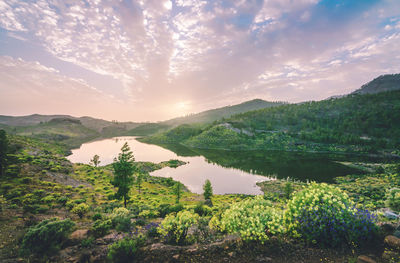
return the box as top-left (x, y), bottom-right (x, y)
top-left (384, 235), bottom-right (400, 250)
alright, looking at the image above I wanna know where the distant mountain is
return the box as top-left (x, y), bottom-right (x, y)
top-left (352, 74), bottom-right (400, 95)
top-left (164, 99), bottom-right (284, 126)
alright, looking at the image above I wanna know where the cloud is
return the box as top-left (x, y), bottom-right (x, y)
top-left (0, 0), bottom-right (399, 121)
top-left (0, 56), bottom-right (126, 119)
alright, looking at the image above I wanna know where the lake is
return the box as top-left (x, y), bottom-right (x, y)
top-left (67, 136), bottom-right (369, 195)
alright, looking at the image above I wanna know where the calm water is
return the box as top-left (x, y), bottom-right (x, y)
top-left (67, 136), bottom-right (369, 195)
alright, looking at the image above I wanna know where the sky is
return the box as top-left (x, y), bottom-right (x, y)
top-left (0, 0), bottom-right (400, 122)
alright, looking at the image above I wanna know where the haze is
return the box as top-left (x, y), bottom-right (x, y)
top-left (0, 0), bottom-right (400, 121)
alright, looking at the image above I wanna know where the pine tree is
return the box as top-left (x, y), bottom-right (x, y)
top-left (112, 143), bottom-right (135, 207)
top-left (203, 179), bottom-right (213, 200)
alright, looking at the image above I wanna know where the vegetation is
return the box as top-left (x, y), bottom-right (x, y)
top-left (107, 236), bottom-right (145, 263)
top-left (0, 129), bottom-right (8, 176)
top-left (1, 75), bottom-right (400, 262)
top-left (112, 142), bottom-right (136, 207)
top-left (144, 89), bottom-right (400, 156)
top-left (203, 179), bottom-right (213, 201)
top-left (210, 196), bottom-right (283, 242)
top-left (158, 210), bottom-right (199, 244)
top-left (89, 154), bottom-right (101, 167)
top-left (20, 218), bottom-right (75, 255)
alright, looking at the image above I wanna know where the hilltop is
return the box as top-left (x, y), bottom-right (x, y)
top-left (352, 74), bottom-right (400, 95)
top-left (142, 74), bottom-right (400, 156)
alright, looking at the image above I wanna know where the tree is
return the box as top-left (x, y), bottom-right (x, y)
top-left (89, 154), bottom-right (101, 167)
top-left (174, 182), bottom-right (182, 204)
top-left (0, 130), bottom-right (8, 176)
top-left (203, 179), bottom-right (213, 200)
top-left (112, 143), bottom-right (135, 208)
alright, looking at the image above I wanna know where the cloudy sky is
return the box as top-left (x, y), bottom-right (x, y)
top-left (0, 0), bottom-right (399, 121)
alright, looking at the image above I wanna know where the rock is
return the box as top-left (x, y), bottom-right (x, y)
top-left (385, 235), bottom-right (400, 250)
top-left (173, 254), bottom-right (180, 259)
top-left (228, 252), bottom-right (234, 257)
top-left (70, 229), bottom-right (89, 242)
top-left (384, 211), bottom-right (399, 220)
top-left (357, 255), bottom-right (376, 263)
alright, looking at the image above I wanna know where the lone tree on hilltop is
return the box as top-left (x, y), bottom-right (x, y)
top-left (112, 142), bottom-right (136, 208)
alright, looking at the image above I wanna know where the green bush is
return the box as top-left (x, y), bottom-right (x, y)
top-left (107, 236), bottom-right (145, 263)
top-left (92, 213), bottom-right (103, 221)
top-left (158, 211), bottom-right (199, 245)
top-left (194, 202), bottom-right (211, 216)
top-left (209, 196), bottom-right (283, 242)
top-left (92, 219), bottom-right (112, 238)
top-left (71, 203), bottom-right (89, 219)
top-left (20, 218), bottom-right (75, 255)
top-left (285, 183), bottom-right (378, 247)
top-left (110, 207), bottom-right (132, 232)
top-left (385, 188), bottom-right (400, 212)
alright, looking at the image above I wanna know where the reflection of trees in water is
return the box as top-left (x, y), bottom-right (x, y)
top-left (158, 143), bottom-right (372, 183)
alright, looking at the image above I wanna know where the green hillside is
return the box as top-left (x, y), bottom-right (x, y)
top-left (164, 99), bottom-right (284, 126)
top-left (352, 74), bottom-right (400, 95)
top-left (143, 82), bottom-right (400, 155)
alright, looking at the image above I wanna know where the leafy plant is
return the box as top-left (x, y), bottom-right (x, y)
top-left (210, 196), bottom-right (283, 242)
top-left (107, 236), bottom-right (146, 263)
top-left (71, 203), bottom-right (89, 219)
top-left (385, 188), bottom-right (400, 212)
top-left (20, 218), bottom-right (75, 255)
top-left (92, 219), bottom-right (112, 238)
top-left (158, 210), bottom-right (199, 244)
top-left (285, 183), bottom-right (378, 247)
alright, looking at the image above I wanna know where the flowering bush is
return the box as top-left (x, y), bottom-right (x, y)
top-left (210, 196), bottom-right (283, 242)
top-left (158, 210), bottom-right (199, 244)
top-left (285, 183), bottom-right (377, 247)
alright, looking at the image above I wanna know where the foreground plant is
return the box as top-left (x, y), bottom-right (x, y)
top-left (285, 183), bottom-right (378, 248)
top-left (21, 218), bottom-right (75, 255)
top-left (210, 195), bottom-right (284, 242)
top-left (158, 210), bottom-right (199, 244)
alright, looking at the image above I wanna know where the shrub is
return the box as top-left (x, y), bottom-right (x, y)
top-left (194, 202), bottom-right (211, 216)
top-left (20, 218), bottom-right (75, 255)
top-left (92, 213), bottom-right (103, 221)
top-left (138, 209), bottom-right (159, 219)
top-left (210, 196), bottom-right (283, 242)
top-left (110, 207), bottom-right (132, 232)
top-left (285, 183), bottom-right (378, 248)
top-left (385, 188), bottom-right (400, 212)
top-left (158, 211), bottom-right (199, 244)
top-left (92, 219), bottom-right (112, 238)
top-left (72, 203), bottom-right (89, 219)
top-left (107, 236), bottom-right (146, 263)
top-left (145, 222), bottom-right (160, 238)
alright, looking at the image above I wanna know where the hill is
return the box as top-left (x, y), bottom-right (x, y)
top-left (142, 75), bottom-right (400, 156)
top-left (164, 99), bottom-right (284, 126)
top-left (352, 74), bottom-right (400, 95)
top-left (125, 99), bottom-right (283, 136)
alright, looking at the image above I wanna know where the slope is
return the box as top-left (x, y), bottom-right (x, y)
top-left (143, 75), bottom-right (400, 155)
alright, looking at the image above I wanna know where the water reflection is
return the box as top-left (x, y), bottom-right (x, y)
top-left (67, 136), bottom-right (375, 195)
